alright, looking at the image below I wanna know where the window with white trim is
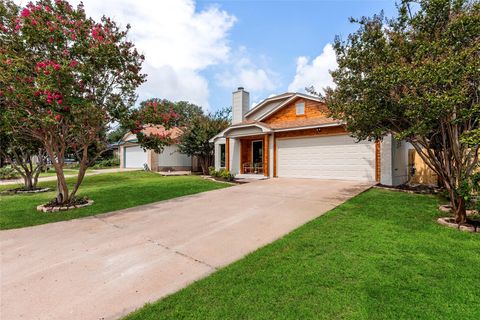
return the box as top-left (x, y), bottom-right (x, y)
top-left (296, 102), bottom-right (305, 115)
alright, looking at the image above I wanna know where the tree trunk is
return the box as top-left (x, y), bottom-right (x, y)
top-left (23, 173), bottom-right (33, 190)
top-left (69, 161), bottom-right (88, 200)
top-left (454, 195), bottom-right (467, 224)
top-left (55, 169), bottom-right (69, 205)
top-left (199, 156), bottom-right (209, 175)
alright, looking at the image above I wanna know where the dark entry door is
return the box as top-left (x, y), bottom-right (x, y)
top-left (252, 140), bottom-right (263, 164)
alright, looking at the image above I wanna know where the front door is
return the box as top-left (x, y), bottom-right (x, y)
top-left (252, 140), bottom-right (263, 167)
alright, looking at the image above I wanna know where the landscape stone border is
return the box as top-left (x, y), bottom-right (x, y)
top-left (1, 187), bottom-right (51, 195)
top-left (437, 217), bottom-right (478, 233)
top-left (37, 200), bottom-right (94, 213)
top-left (438, 205), bottom-right (477, 216)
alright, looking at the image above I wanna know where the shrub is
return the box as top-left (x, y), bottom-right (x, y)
top-left (91, 158), bottom-right (120, 169)
top-left (0, 167), bottom-right (20, 179)
top-left (208, 166), bottom-right (216, 176)
top-left (219, 169), bottom-right (235, 182)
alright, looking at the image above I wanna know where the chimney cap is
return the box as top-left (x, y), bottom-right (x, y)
top-left (237, 87), bottom-right (244, 91)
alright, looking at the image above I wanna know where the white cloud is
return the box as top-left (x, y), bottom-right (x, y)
top-left (288, 44), bottom-right (338, 94)
top-left (215, 48), bottom-right (278, 92)
top-left (66, 0), bottom-right (237, 108)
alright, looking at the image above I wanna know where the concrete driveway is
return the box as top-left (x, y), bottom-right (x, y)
top-left (0, 178), bottom-right (371, 320)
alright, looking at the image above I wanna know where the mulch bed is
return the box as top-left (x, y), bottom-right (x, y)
top-left (1, 187), bottom-right (51, 195)
top-left (37, 198), bottom-right (94, 213)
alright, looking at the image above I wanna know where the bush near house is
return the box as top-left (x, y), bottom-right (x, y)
top-left (208, 166), bottom-right (235, 182)
top-left (0, 167), bottom-right (20, 180)
top-left (91, 158), bottom-right (120, 169)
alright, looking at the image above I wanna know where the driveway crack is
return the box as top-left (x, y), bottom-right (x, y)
top-left (146, 238), bottom-right (217, 271)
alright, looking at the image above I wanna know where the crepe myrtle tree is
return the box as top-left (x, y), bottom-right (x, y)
top-left (124, 99), bottom-right (204, 154)
top-left (0, 0), bottom-right (146, 205)
top-left (321, 0), bottom-right (479, 223)
top-left (124, 99), bottom-right (183, 153)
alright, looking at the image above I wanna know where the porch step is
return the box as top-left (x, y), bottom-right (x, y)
top-left (235, 174), bottom-right (268, 181)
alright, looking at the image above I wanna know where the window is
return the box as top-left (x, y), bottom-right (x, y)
top-left (220, 143), bottom-right (226, 167)
top-left (296, 102), bottom-right (305, 115)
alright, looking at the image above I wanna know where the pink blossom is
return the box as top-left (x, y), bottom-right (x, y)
top-left (53, 64), bottom-right (60, 71)
top-left (21, 8), bottom-right (31, 18)
top-left (69, 60), bottom-right (78, 67)
top-left (57, 99), bottom-right (63, 105)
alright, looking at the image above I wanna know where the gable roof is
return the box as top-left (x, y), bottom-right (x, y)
top-left (256, 92), bottom-right (324, 122)
top-left (244, 92), bottom-right (295, 118)
top-left (209, 92), bottom-right (336, 141)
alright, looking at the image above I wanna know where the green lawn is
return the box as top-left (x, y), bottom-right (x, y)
top-left (0, 171), bottom-right (228, 230)
top-left (125, 188), bottom-right (479, 320)
top-left (38, 168), bottom-right (79, 177)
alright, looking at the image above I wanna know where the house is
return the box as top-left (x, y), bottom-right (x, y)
top-left (119, 125), bottom-right (194, 171)
top-left (210, 87), bottom-right (428, 186)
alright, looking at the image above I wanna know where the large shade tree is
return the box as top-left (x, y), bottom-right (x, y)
top-left (323, 0), bottom-right (479, 223)
top-left (0, 0), bottom-right (146, 205)
top-left (177, 108), bottom-right (231, 174)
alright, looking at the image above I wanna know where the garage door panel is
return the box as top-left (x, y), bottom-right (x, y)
top-left (277, 135), bottom-right (375, 181)
top-left (125, 146), bottom-right (147, 168)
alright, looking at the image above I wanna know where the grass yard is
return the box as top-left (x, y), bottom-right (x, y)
top-left (125, 188), bottom-right (480, 320)
top-left (38, 168), bottom-right (79, 177)
top-left (0, 171), bottom-right (228, 230)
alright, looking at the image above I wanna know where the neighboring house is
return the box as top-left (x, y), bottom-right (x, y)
top-left (211, 87), bottom-right (433, 186)
top-left (119, 126), bottom-right (194, 171)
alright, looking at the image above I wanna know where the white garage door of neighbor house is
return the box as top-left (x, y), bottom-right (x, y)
top-left (277, 135), bottom-right (376, 181)
top-left (124, 146), bottom-right (147, 168)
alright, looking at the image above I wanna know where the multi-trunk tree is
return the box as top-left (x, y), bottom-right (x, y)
top-left (0, 0), bottom-right (145, 205)
top-left (0, 107), bottom-right (48, 190)
top-left (323, 0), bottom-right (479, 223)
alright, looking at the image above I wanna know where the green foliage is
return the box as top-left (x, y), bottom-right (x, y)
top-left (124, 99), bottom-right (204, 154)
top-left (459, 170), bottom-right (480, 211)
top-left (0, 166), bottom-right (20, 179)
top-left (324, 0), bottom-right (479, 222)
top-left (91, 158), bottom-right (120, 169)
top-left (219, 169), bottom-right (235, 181)
top-left (177, 107), bottom-right (231, 174)
top-left (107, 126), bottom-right (129, 144)
top-left (208, 166), bottom-right (216, 176)
top-left (209, 167), bottom-right (235, 181)
top-left (0, 0), bottom-right (146, 203)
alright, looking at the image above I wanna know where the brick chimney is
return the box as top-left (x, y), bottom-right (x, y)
top-left (232, 87), bottom-right (250, 125)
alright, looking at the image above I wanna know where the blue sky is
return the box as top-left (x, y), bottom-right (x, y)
top-left (17, 0), bottom-right (398, 111)
top-left (197, 0), bottom-right (398, 109)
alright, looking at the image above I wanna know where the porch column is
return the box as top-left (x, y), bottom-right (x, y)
top-left (226, 137), bottom-right (230, 171)
top-left (263, 134), bottom-right (269, 177)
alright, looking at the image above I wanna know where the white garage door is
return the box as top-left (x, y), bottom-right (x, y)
top-left (277, 135), bottom-right (375, 181)
top-left (124, 145), bottom-right (147, 168)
